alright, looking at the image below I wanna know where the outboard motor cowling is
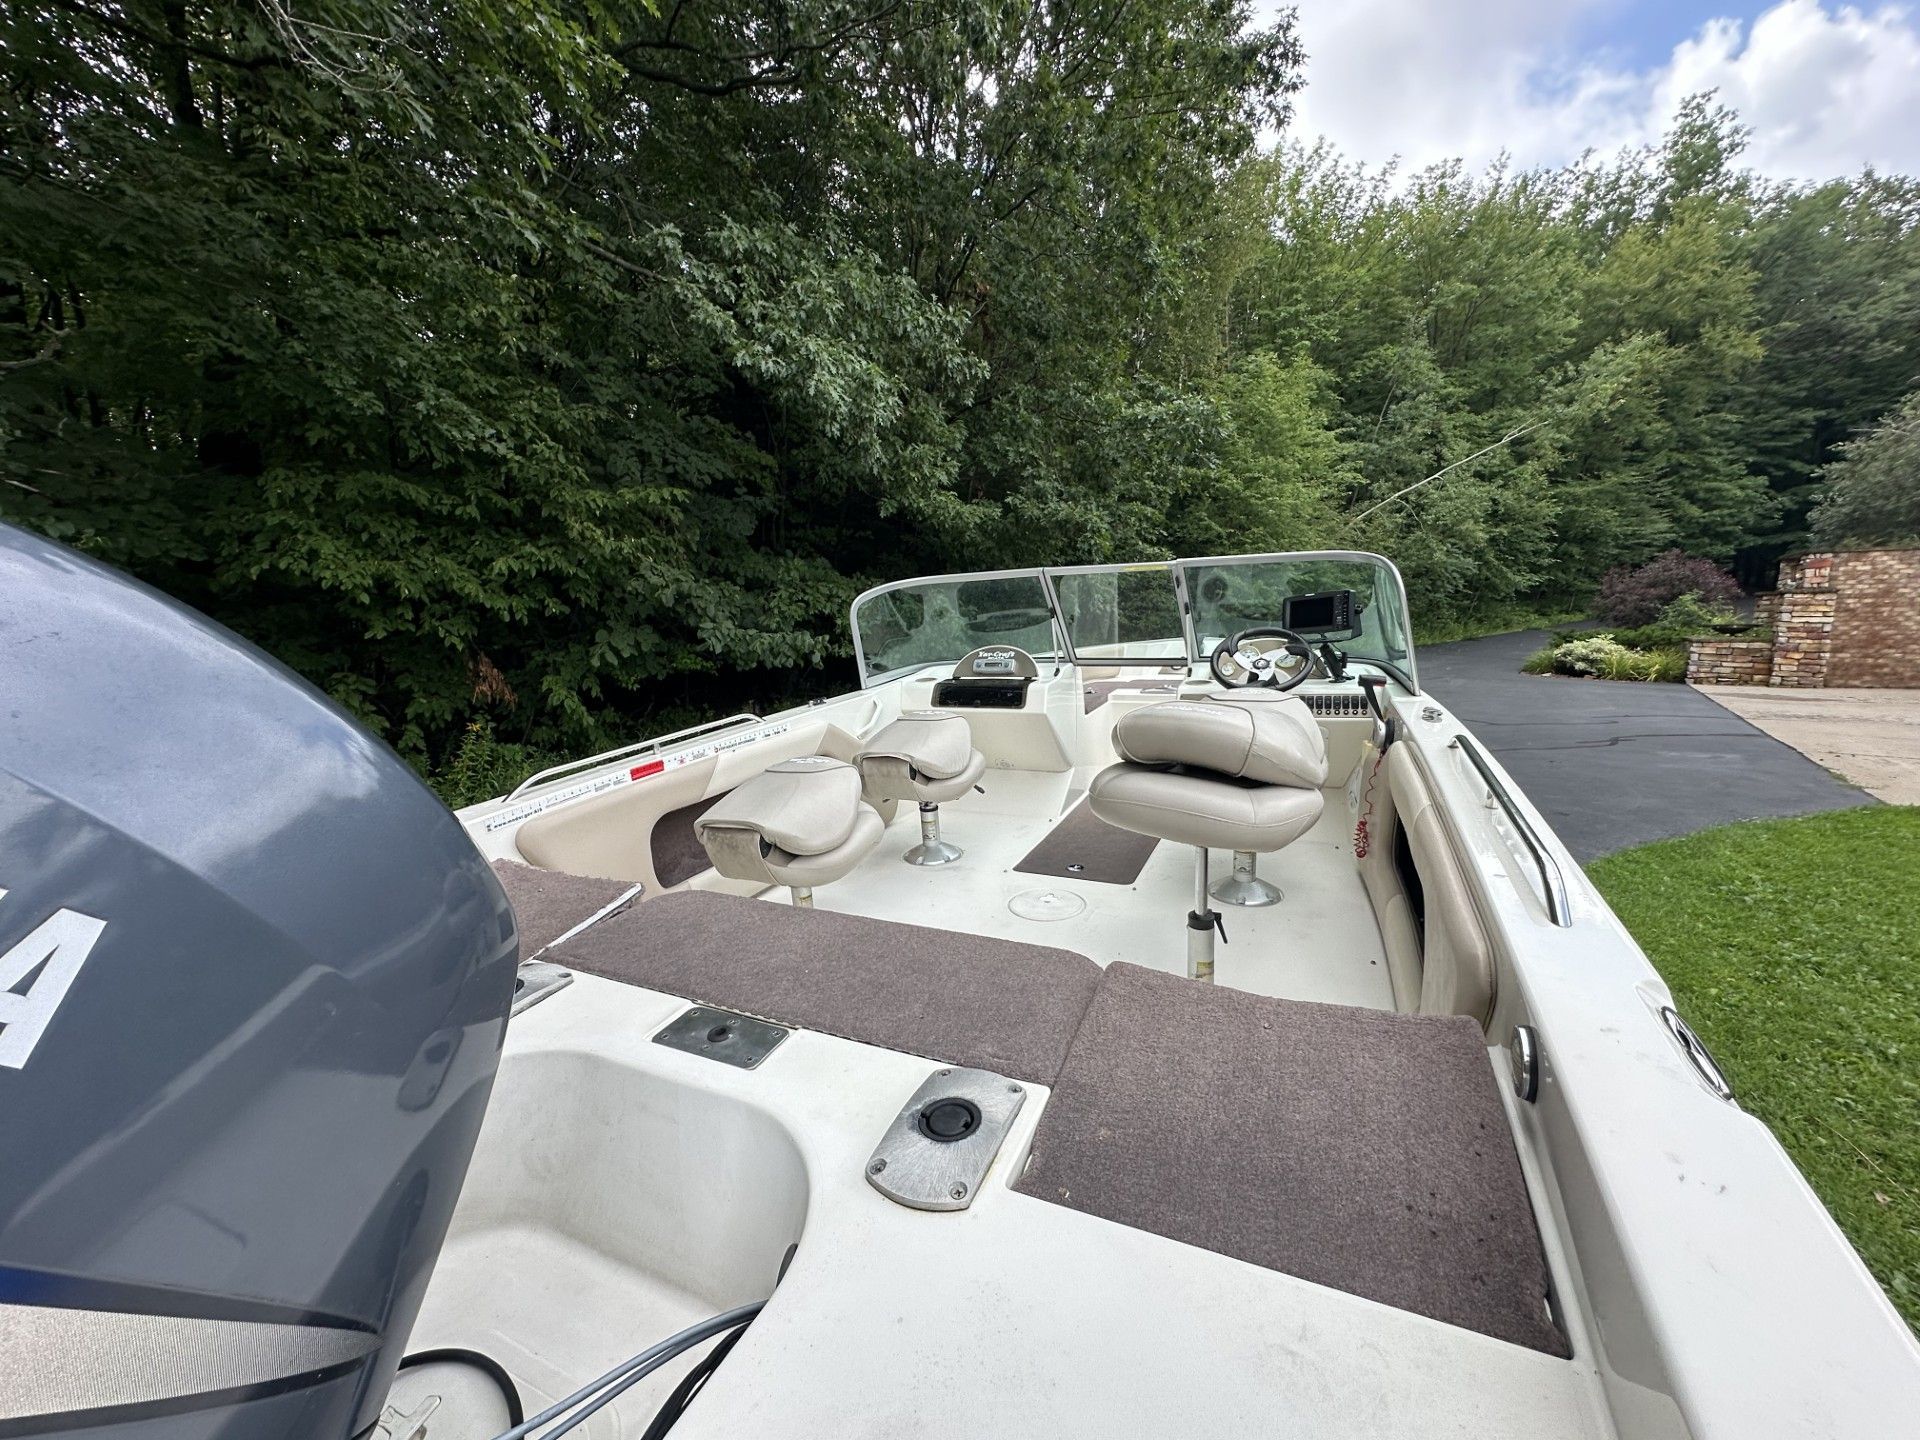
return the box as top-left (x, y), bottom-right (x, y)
top-left (0, 524), bottom-right (519, 1438)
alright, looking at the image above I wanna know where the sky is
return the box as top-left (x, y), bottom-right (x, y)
top-left (1266, 0), bottom-right (1920, 183)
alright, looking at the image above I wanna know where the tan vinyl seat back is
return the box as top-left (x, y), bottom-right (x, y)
top-left (1111, 698), bottom-right (1327, 789)
top-left (857, 711), bottom-right (988, 806)
top-left (513, 722), bottom-right (893, 891)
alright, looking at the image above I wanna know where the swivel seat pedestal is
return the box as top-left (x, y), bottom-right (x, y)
top-left (857, 711), bottom-right (987, 866)
top-left (1089, 694), bottom-right (1328, 981)
top-left (1212, 849), bottom-right (1283, 908)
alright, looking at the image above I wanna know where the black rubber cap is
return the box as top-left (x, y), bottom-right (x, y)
top-left (917, 1098), bottom-right (982, 1142)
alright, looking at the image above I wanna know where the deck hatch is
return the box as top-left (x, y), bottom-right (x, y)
top-left (653, 1005), bottom-right (790, 1070)
top-left (866, 1067), bottom-right (1027, 1211)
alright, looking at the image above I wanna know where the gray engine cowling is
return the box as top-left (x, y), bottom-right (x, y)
top-left (0, 524), bottom-right (519, 1437)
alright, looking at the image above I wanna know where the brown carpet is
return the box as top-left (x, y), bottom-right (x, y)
top-left (651, 792), bottom-right (729, 888)
top-left (549, 890), bottom-right (1102, 1085)
top-left (490, 860), bottom-right (643, 960)
top-left (1015, 963), bottom-right (1570, 1356)
top-left (1013, 801), bottom-right (1160, 884)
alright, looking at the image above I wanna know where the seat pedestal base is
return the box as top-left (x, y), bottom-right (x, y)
top-left (1186, 847), bottom-right (1220, 982)
top-left (903, 802), bottom-right (963, 866)
top-left (1211, 849), bottom-right (1282, 907)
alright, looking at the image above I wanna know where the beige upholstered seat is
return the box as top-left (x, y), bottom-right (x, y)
top-left (1090, 768), bottom-right (1324, 853)
top-left (695, 756), bottom-right (883, 905)
top-left (1089, 695), bottom-right (1329, 978)
top-left (856, 710), bottom-right (987, 865)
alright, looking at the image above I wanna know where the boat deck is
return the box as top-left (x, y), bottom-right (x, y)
top-left (755, 766), bottom-right (1396, 1010)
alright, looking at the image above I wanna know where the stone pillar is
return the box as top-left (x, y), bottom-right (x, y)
top-left (1769, 552), bottom-right (1835, 688)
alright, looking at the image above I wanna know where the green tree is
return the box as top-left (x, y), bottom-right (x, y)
top-left (1808, 390), bottom-right (1920, 546)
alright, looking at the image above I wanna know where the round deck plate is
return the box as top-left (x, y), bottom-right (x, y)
top-left (1008, 889), bottom-right (1087, 921)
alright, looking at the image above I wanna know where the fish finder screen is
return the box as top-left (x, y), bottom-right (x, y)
top-left (1283, 590), bottom-right (1355, 635)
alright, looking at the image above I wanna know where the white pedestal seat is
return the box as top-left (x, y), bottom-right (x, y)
top-left (695, 756), bottom-right (883, 906)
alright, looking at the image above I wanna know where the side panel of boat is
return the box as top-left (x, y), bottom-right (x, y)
top-left (1389, 698), bottom-right (1920, 1436)
top-left (0, 525), bottom-right (519, 1439)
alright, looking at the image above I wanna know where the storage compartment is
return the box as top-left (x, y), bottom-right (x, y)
top-left (934, 677), bottom-right (1033, 709)
top-left (405, 1050), bottom-right (808, 1425)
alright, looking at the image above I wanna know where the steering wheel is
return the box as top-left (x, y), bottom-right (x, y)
top-left (1209, 627), bottom-right (1316, 691)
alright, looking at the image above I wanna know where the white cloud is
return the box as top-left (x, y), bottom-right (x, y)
top-left (1274, 1), bottom-right (1920, 183)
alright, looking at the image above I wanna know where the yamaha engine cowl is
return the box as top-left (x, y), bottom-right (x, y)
top-left (0, 525), bottom-right (519, 1438)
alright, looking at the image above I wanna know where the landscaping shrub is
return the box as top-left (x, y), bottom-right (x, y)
top-left (1531, 633), bottom-right (1688, 682)
top-left (1550, 635), bottom-right (1633, 676)
top-left (1610, 592), bottom-right (1745, 649)
top-left (1595, 551), bottom-right (1742, 627)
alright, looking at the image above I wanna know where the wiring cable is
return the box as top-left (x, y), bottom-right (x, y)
top-left (635, 1322), bottom-right (749, 1440)
top-left (396, 1347), bottom-right (525, 1428)
top-left (488, 1302), bottom-right (764, 1440)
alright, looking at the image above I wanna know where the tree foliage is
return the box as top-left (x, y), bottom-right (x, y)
top-left (4, 6), bottom-right (1917, 786)
top-left (1809, 389), bottom-right (1920, 547)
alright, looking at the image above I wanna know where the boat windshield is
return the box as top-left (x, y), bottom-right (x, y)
top-left (1176, 553), bottom-right (1416, 688)
top-left (851, 552), bottom-right (1416, 689)
top-left (851, 571), bottom-right (1059, 683)
top-left (1046, 564), bottom-right (1187, 663)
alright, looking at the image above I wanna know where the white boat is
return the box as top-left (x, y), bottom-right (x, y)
top-left (3, 532), bottom-right (1914, 1439)
top-left (444, 552), bottom-right (1918, 1438)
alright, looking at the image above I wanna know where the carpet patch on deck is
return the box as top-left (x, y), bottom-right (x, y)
top-left (1015, 962), bottom-right (1571, 1357)
top-left (550, 890), bottom-right (1102, 1085)
top-left (490, 860), bottom-right (641, 960)
top-left (1013, 801), bottom-right (1160, 884)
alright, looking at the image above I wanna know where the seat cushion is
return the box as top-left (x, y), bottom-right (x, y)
top-left (858, 710), bottom-right (976, 780)
top-left (696, 756), bottom-right (862, 856)
top-left (860, 747), bottom-right (987, 806)
top-left (766, 803), bottom-right (884, 888)
top-left (1113, 699), bottom-right (1326, 789)
top-left (1088, 763), bottom-right (1323, 852)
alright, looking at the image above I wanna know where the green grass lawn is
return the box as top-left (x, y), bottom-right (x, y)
top-left (1588, 807), bottom-right (1920, 1330)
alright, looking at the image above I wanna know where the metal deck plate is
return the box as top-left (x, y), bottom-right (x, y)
top-left (510, 960), bottom-right (574, 1017)
top-left (652, 1005), bottom-right (789, 1069)
top-left (865, 1067), bottom-right (1026, 1211)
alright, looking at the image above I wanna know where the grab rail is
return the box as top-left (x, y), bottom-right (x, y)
top-left (1449, 733), bottom-right (1572, 928)
top-left (507, 713), bottom-right (761, 801)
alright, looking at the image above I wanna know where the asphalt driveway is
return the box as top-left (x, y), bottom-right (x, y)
top-left (1419, 629), bottom-right (1872, 861)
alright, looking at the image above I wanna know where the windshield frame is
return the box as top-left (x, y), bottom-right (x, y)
top-left (850, 551), bottom-right (1419, 693)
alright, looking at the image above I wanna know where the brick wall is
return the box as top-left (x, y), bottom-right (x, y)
top-left (1686, 638), bottom-right (1773, 685)
top-left (1751, 547), bottom-right (1920, 689)
top-left (1825, 548), bottom-right (1920, 687)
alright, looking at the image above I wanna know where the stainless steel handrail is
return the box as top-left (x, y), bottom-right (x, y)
top-left (1449, 733), bottom-right (1573, 927)
top-left (506, 713), bottom-right (761, 801)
